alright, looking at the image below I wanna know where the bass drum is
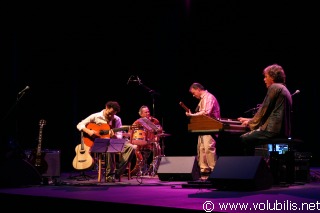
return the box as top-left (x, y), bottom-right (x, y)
top-left (131, 128), bottom-right (148, 146)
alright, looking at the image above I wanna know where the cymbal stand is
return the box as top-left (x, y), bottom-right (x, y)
top-left (148, 141), bottom-right (164, 176)
top-left (153, 136), bottom-right (168, 175)
top-left (160, 137), bottom-right (166, 157)
top-left (137, 149), bottom-right (151, 176)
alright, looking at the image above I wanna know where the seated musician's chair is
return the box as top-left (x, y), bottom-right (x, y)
top-left (96, 152), bottom-right (131, 182)
top-left (92, 136), bottom-right (133, 183)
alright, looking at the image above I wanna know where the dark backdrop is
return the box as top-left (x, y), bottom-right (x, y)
top-left (1, 1), bottom-right (318, 171)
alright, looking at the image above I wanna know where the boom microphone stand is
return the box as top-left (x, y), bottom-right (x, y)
top-left (1, 87), bottom-right (30, 159)
top-left (244, 90), bottom-right (300, 116)
top-left (244, 104), bottom-right (261, 116)
top-left (129, 76), bottom-right (160, 117)
top-left (2, 88), bottom-right (29, 124)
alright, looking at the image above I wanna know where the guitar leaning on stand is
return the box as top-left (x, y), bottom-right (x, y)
top-left (29, 119), bottom-right (48, 174)
top-left (72, 133), bottom-right (94, 170)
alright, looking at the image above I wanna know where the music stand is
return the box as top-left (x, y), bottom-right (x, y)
top-left (91, 139), bottom-right (110, 153)
top-left (91, 138), bottom-right (126, 182)
top-left (92, 138), bottom-right (126, 153)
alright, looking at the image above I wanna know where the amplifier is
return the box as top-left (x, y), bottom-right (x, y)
top-left (25, 149), bottom-right (61, 177)
top-left (295, 158), bottom-right (310, 183)
top-left (294, 152), bottom-right (312, 159)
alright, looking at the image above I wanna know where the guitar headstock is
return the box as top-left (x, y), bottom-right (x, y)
top-left (39, 119), bottom-right (46, 127)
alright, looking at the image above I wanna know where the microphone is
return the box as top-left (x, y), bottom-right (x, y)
top-left (18, 86), bottom-right (30, 95)
top-left (127, 75), bottom-right (141, 84)
top-left (136, 76), bottom-right (141, 84)
top-left (127, 75), bottom-right (133, 85)
top-left (291, 90), bottom-right (300, 97)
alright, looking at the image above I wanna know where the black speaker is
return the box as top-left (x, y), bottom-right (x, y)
top-left (42, 149), bottom-right (61, 177)
top-left (208, 156), bottom-right (273, 191)
top-left (0, 158), bottom-right (42, 187)
top-left (157, 156), bottom-right (200, 181)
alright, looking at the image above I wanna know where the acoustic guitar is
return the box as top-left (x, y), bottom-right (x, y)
top-left (72, 133), bottom-right (94, 170)
top-left (29, 119), bottom-right (48, 174)
top-left (82, 123), bottom-right (130, 147)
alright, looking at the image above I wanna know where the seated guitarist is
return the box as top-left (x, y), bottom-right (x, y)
top-left (76, 101), bottom-right (136, 182)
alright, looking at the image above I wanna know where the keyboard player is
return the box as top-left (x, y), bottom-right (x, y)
top-left (237, 64), bottom-right (292, 156)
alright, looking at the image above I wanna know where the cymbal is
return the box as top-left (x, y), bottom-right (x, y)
top-left (157, 133), bottom-right (171, 137)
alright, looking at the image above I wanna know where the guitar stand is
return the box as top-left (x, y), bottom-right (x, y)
top-left (68, 170), bottom-right (94, 181)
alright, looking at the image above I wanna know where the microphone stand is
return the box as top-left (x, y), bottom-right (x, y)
top-left (136, 78), bottom-right (160, 117)
top-left (2, 92), bottom-right (26, 123)
top-left (244, 104), bottom-right (261, 116)
top-left (1, 91), bottom-right (28, 159)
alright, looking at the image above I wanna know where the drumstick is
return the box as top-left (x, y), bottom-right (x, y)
top-left (179, 101), bottom-right (191, 112)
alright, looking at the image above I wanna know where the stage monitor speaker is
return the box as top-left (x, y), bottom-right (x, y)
top-left (208, 156), bottom-right (273, 191)
top-left (157, 156), bottom-right (200, 181)
top-left (42, 149), bottom-right (61, 177)
top-left (0, 158), bottom-right (42, 187)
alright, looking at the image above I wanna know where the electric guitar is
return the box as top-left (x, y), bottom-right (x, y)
top-left (72, 133), bottom-right (94, 170)
top-left (29, 119), bottom-right (48, 174)
top-left (82, 123), bottom-right (130, 147)
top-left (179, 101), bottom-right (191, 112)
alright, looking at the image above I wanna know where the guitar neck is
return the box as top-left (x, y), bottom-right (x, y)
top-left (36, 119), bottom-right (46, 157)
top-left (179, 101), bottom-right (191, 112)
top-left (37, 127), bottom-right (43, 156)
top-left (80, 133), bottom-right (85, 149)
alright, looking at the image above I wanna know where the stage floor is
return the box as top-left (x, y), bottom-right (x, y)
top-left (1, 168), bottom-right (320, 212)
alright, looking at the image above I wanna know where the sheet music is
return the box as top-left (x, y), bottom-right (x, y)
top-left (109, 139), bottom-right (126, 153)
top-left (92, 138), bottom-right (126, 153)
top-left (137, 117), bottom-right (160, 132)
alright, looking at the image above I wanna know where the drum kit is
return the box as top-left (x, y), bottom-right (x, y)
top-left (124, 124), bottom-right (171, 177)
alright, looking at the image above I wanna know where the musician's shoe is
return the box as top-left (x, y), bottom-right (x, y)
top-left (106, 175), bottom-right (115, 183)
top-left (200, 171), bottom-right (211, 176)
top-left (122, 169), bottom-right (131, 177)
top-left (200, 168), bottom-right (212, 176)
top-left (114, 172), bottom-right (121, 180)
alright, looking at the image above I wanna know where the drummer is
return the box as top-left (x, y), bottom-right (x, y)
top-left (130, 105), bottom-right (162, 176)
